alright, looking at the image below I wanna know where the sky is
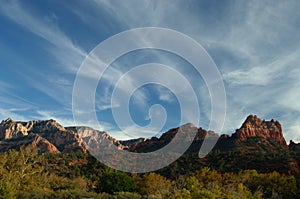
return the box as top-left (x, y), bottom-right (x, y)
top-left (0, 0), bottom-right (300, 142)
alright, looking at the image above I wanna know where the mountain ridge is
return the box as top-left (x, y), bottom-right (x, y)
top-left (0, 115), bottom-right (297, 154)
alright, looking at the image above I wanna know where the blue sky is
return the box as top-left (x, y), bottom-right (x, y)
top-left (0, 0), bottom-right (300, 142)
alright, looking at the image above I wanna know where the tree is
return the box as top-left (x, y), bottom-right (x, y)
top-left (97, 168), bottom-right (136, 194)
top-left (0, 147), bottom-right (45, 198)
top-left (247, 171), bottom-right (297, 198)
top-left (135, 172), bottom-right (172, 197)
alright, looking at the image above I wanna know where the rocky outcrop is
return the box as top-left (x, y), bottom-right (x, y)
top-left (289, 140), bottom-right (300, 152)
top-left (0, 118), bottom-right (65, 139)
top-left (0, 118), bottom-right (28, 139)
top-left (70, 126), bottom-right (125, 151)
top-left (0, 115), bottom-right (292, 155)
top-left (0, 133), bottom-right (60, 153)
top-left (232, 115), bottom-right (286, 146)
top-left (213, 115), bottom-right (289, 153)
top-left (0, 118), bottom-right (85, 153)
top-left (127, 123), bottom-right (219, 153)
top-left (1, 115), bottom-right (299, 176)
top-left (31, 134), bottom-right (60, 153)
top-left (120, 138), bottom-right (145, 147)
top-left (25, 119), bottom-right (66, 133)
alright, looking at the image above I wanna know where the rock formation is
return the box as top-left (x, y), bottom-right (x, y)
top-left (232, 115), bottom-right (286, 146)
top-left (0, 118), bottom-right (86, 153)
top-left (0, 118), bottom-right (28, 139)
top-left (0, 115), bottom-right (297, 156)
top-left (127, 123), bottom-right (219, 153)
top-left (289, 140), bottom-right (300, 152)
top-left (1, 115), bottom-right (299, 175)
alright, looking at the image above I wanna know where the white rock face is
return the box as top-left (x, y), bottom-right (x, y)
top-left (0, 118), bottom-right (87, 153)
top-left (0, 118), bottom-right (28, 139)
top-left (76, 126), bottom-right (126, 151)
top-left (0, 118), bottom-right (67, 140)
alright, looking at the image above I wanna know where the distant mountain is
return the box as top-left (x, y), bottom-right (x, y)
top-left (127, 123), bottom-right (219, 153)
top-left (119, 138), bottom-right (145, 147)
top-left (0, 115), bottom-right (300, 175)
top-left (126, 115), bottom-right (288, 154)
top-left (289, 140), bottom-right (300, 153)
top-left (233, 115), bottom-right (285, 145)
top-left (0, 118), bottom-right (86, 153)
top-left (0, 115), bottom-right (295, 153)
top-left (205, 115), bottom-right (299, 175)
top-left (214, 115), bottom-right (287, 151)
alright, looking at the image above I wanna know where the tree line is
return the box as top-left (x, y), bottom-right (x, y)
top-left (0, 147), bottom-right (299, 199)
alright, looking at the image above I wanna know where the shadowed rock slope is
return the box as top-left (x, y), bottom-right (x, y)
top-left (0, 118), bottom-right (85, 153)
top-left (1, 115), bottom-right (300, 174)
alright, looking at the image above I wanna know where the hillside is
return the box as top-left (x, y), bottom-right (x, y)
top-left (0, 115), bottom-right (300, 175)
top-left (1, 115), bottom-right (300, 198)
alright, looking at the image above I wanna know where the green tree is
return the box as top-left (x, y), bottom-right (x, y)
top-left (97, 168), bottom-right (136, 194)
top-left (135, 172), bottom-right (172, 198)
top-left (0, 147), bottom-right (45, 198)
top-left (247, 171), bottom-right (297, 198)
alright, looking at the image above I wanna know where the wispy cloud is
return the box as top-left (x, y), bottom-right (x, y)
top-left (223, 49), bottom-right (300, 86)
top-left (0, 0), bottom-right (87, 107)
top-left (1, 0), bottom-right (300, 142)
top-left (0, 80), bottom-right (13, 92)
top-left (288, 124), bottom-right (300, 142)
top-left (0, 108), bottom-right (28, 122)
top-left (97, 102), bottom-right (120, 111)
top-left (0, 0), bottom-right (85, 58)
top-left (153, 85), bottom-right (175, 103)
top-left (109, 124), bottom-right (161, 140)
top-left (36, 110), bottom-right (76, 127)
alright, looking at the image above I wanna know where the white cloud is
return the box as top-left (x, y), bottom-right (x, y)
top-left (35, 110), bottom-right (114, 132)
top-left (0, 0), bottom-right (86, 59)
top-left (223, 66), bottom-right (277, 86)
top-left (36, 110), bottom-right (76, 127)
top-left (154, 85), bottom-right (175, 103)
top-left (97, 102), bottom-right (120, 111)
top-left (109, 124), bottom-right (161, 140)
top-left (1, 0), bottom-right (300, 142)
top-left (287, 124), bottom-right (300, 142)
top-left (0, 0), bottom-right (87, 108)
top-left (208, 1), bottom-right (300, 142)
top-left (223, 49), bottom-right (300, 86)
top-left (0, 108), bottom-right (29, 122)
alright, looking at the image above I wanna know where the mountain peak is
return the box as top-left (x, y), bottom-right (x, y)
top-left (232, 115), bottom-right (286, 146)
top-left (243, 114), bottom-right (260, 124)
top-left (27, 119), bottom-right (66, 133)
top-left (0, 118), bottom-right (14, 126)
top-left (4, 117), bottom-right (13, 122)
top-left (289, 140), bottom-right (300, 152)
top-left (0, 118), bottom-right (28, 139)
top-left (0, 118), bottom-right (85, 153)
top-left (181, 123), bottom-right (196, 128)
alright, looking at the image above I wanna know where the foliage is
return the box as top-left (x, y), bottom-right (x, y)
top-left (246, 171), bottom-right (297, 198)
top-left (97, 168), bottom-right (136, 194)
top-left (134, 172), bottom-right (172, 198)
top-left (0, 147), bottom-right (299, 198)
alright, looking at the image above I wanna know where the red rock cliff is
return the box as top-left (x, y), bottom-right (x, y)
top-left (232, 115), bottom-right (286, 146)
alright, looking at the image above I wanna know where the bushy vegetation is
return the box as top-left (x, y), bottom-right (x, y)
top-left (0, 147), bottom-right (299, 198)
